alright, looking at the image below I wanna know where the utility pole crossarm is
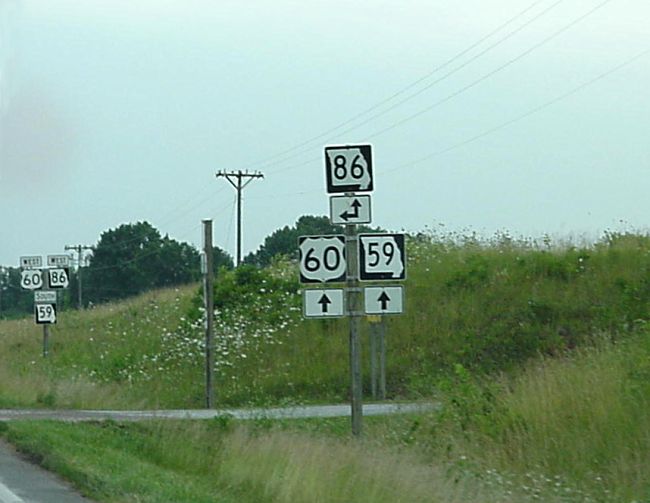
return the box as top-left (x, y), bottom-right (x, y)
top-left (215, 170), bottom-right (264, 267)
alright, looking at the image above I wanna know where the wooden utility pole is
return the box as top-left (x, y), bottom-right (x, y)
top-left (215, 170), bottom-right (263, 266)
top-left (64, 244), bottom-right (93, 309)
top-left (203, 219), bottom-right (215, 408)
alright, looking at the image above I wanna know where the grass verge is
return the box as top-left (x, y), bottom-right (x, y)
top-left (2, 333), bottom-right (649, 502)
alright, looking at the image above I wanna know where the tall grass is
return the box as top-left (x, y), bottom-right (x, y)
top-left (0, 285), bottom-right (199, 409)
top-left (3, 418), bottom-right (572, 502)
top-left (408, 333), bottom-right (650, 501)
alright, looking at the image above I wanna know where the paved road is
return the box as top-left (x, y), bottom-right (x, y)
top-left (0, 402), bottom-right (436, 422)
top-left (0, 441), bottom-right (93, 503)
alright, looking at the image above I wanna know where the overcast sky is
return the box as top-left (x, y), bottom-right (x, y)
top-left (1, 0), bottom-right (649, 266)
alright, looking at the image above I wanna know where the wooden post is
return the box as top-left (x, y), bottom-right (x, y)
top-left (203, 220), bottom-right (215, 408)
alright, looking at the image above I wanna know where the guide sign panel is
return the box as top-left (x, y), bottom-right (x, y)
top-left (303, 289), bottom-right (345, 318)
top-left (47, 254), bottom-right (70, 267)
top-left (299, 235), bottom-right (346, 283)
top-left (34, 303), bottom-right (57, 324)
top-left (324, 144), bottom-right (373, 193)
top-left (358, 233), bottom-right (406, 281)
top-left (364, 286), bottom-right (404, 315)
top-left (329, 195), bottom-right (372, 225)
top-left (20, 256), bottom-right (42, 269)
top-left (35, 291), bottom-right (57, 303)
top-left (20, 269), bottom-right (43, 290)
top-left (47, 268), bottom-right (70, 289)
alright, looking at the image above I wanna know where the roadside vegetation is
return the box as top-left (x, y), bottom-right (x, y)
top-left (3, 334), bottom-right (649, 502)
top-left (2, 228), bottom-right (650, 500)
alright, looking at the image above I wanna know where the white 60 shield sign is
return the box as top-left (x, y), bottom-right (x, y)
top-left (299, 236), bottom-right (346, 283)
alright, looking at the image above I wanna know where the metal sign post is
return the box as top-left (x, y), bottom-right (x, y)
top-left (345, 219), bottom-right (363, 436)
top-left (367, 315), bottom-right (380, 399)
top-left (43, 325), bottom-right (50, 358)
top-left (379, 316), bottom-right (387, 400)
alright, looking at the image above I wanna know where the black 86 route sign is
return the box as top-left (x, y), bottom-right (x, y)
top-left (325, 144), bottom-right (373, 193)
top-left (299, 235), bottom-right (346, 283)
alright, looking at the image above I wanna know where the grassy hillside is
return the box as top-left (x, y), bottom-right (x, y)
top-left (0, 285), bottom-right (199, 409)
top-left (2, 230), bottom-right (650, 500)
top-left (3, 231), bottom-right (650, 409)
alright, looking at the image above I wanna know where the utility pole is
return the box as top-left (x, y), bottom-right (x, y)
top-left (215, 170), bottom-right (263, 266)
top-left (64, 245), bottom-right (93, 309)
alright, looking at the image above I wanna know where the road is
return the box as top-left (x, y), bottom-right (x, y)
top-left (0, 441), bottom-right (93, 503)
top-left (0, 402), bottom-right (436, 422)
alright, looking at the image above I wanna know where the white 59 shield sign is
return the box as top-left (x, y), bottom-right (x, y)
top-left (299, 235), bottom-right (346, 283)
top-left (359, 234), bottom-right (406, 281)
top-left (35, 303), bottom-right (57, 324)
top-left (325, 144), bottom-right (373, 193)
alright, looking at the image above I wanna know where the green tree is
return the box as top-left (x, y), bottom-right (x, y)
top-left (212, 246), bottom-right (234, 274)
top-left (0, 266), bottom-right (33, 318)
top-left (84, 221), bottom-right (227, 304)
top-left (244, 215), bottom-right (379, 267)
top-left (244, 215), bottom-right (338, 267)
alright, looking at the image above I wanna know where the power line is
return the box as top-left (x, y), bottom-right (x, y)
top-left (389, 47), bottom-right (650, 172)
top-left (257, 0), bottom-right (614, 178)
top-left (362, 0), bottom-right (613, 142)
top-left (239, 0), bottom-right (554, 172)
top-left (224, 193), bottom-right (237, 255)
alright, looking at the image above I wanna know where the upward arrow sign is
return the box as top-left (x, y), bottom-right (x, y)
top-left (378, 291), bottom-right (391, 310)
top-left (340, 199), bottom-right (361, 221)
top-left (318, 293), bottom-right (332, 313)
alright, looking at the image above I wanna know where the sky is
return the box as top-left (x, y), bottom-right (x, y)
top-left (1, 0), bottom-right (649, 266)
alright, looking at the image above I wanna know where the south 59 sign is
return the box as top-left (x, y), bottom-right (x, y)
top-left (299, 235), bottom-right (346, 283)
top-left (35, 303), bottom-right (57, 324)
